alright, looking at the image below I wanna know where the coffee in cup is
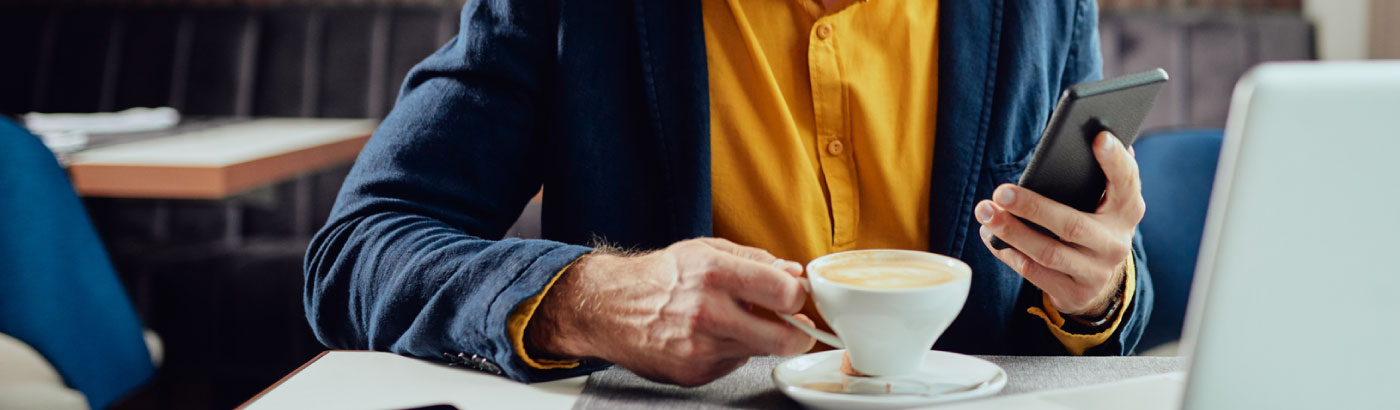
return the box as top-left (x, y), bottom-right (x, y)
top-left (779, 249), bottom-right (972, 376)
top-left (816, 258), bottom-right (960, 289)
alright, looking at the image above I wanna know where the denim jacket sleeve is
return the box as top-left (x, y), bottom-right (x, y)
top-left (302, 0), bottom-right (609, 383)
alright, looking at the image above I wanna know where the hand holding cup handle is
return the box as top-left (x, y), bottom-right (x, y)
top-left (777, 278), bottom-right (846, 349)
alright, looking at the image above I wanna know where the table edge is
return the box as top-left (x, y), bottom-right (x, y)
top-left (68, 121), bottom-right (372, 199)
top-left (236, 350), bottom-right (334, 409)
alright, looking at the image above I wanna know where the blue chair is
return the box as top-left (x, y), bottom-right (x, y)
top-left (1132, 129), bottom-right (1224, 351)
top-left (0, 118), bottom-right (155, 409)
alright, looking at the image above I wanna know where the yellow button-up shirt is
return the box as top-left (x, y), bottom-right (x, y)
top-left (706, 0), bottom-right (938, 263)
top-left (506, 0), bottom-right (1133, 369)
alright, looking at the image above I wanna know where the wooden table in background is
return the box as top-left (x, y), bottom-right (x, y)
top-left (66, 118), bottom-right (376, 199)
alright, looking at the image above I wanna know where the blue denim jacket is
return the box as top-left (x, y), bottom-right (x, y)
top-left (304, 0), bottom-right (1152, 383)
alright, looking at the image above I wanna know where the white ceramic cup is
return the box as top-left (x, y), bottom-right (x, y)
top-left (779, 249), bottom-right (972, 377)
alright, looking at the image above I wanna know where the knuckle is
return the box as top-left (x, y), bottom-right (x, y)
top-left (1108, 239), bottom-right (1133, 259)
top-left (1027, 259), bottom-right (1052, 279)
top-left (702, 255), bottom-right (729, 276)
top-left (1016, 256), bottom-right (1038, 275)
top-left (1062, 217), bottom-right (1090, 243)
top-left (775, 280), bottom-right (801, 312)
top-left (1130, 198), bottom-right (1147, 221)
top-left (699, 267), bottom-right (724, 288)
top-left (1036, 245), bottom-right (1063, 270)
top-left (671, 339), bottom-right (698, 360)
top-left (688, 308), bottom-right (709, 331)
top-left (688, 302), bottom-right (716, 332)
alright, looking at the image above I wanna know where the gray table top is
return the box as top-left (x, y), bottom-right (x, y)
top-left (573, 355), bottom-right (1186, 410)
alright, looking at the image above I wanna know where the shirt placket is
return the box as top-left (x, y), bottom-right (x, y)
top-left (808, 15), bottom-right (857, 250)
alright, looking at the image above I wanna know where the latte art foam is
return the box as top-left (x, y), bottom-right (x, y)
top-left (817, 261), bottom-right (958, 289)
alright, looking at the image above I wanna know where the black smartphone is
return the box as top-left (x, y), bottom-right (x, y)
top-left (989, 68), bottom-right (1168, 251)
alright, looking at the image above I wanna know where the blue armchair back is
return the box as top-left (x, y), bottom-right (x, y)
top-left (1133, 128), bottom-right (1224, 350)
top-left (0, 119), bottom-right (154, 409)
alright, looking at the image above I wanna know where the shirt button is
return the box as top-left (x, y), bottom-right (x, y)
top-left (816, 23), bottom-right (833, 40)
top-left (826, 140), bottom-right (844, 155)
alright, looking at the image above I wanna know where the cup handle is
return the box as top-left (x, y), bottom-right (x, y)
top-left (778, 278), bottom-right (845, 349)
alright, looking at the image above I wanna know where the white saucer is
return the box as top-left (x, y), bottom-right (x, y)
top-left (772, 350), bottom-right (1006, 410)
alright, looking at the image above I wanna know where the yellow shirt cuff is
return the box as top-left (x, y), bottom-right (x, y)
top-left (506, 258), bottom-right (584, 370)
top-left (1027, 256), bottom-right (1137, 355)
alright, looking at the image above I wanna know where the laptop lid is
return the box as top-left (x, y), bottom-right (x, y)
top-left (1179, 61), bottom-right (1400, 410)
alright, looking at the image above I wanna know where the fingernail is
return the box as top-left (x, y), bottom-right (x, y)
top-left (975, 202), bottom-right (994, 224)
top-left (979, 226), bottom-right (991, 241)
top-left (994, 186), bottom-right (1016, 206)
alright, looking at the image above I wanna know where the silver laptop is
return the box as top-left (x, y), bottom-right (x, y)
top-left (941, 61), bottom-right (1400, 410)
top-left (1179, 60), bottom-right (1400, 409)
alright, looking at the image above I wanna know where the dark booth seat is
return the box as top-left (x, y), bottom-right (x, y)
top-left (1, 4), bottom-right (461, 409)
top-left (2, 5), bottom-right (461, 119)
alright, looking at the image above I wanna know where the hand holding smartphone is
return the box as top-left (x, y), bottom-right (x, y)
top-left (989, 69), bottom-right (1168, 250)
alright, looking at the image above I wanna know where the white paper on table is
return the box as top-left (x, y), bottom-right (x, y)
top-left (34, 129), bottom-right (88, 154)
top-left (23, 107), bottom-right (180, 135)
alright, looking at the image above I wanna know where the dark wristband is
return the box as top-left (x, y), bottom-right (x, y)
top-left (1062, 272), bottom-right (1126, 334)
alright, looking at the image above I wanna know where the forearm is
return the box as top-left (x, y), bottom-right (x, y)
top-left (524, 251), bottom-right (669, 361)
top-left (303, 210), bottom-right (597, 381)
